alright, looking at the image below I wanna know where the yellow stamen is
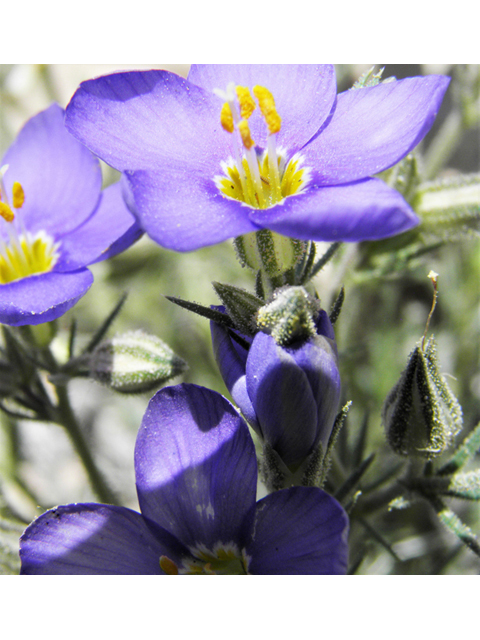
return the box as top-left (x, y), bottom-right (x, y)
top-left (220, 102), bottom-right (234, 133)
top-left (0, 201), bottom-right (14, 223)
top-left (159, 555), bottom-right (179, 575)
top-left (238, 119), bottom-right (255, 150)
top-left (12, 182), bottom-right (25, 209)
top-left (253, 85), bottom-right (281, 134)
top-left (235, 86), bottom-right (256, 119)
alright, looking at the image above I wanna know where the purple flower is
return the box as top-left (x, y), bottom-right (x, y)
top-left (211, 307), bottom-right (341, 469)
top-left (19, 383), bottom-right (348, 574)
top-left (0, 104), bottom-right (141, 326)
top-left (65, 65), bottom-right (449, 252)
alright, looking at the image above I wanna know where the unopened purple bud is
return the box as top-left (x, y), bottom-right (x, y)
top-left (211, 292), bottom-right (341, 470)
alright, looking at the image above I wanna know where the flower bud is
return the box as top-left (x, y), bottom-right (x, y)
top-left (89, 330), bottom-right (187, 394)
top-left (211, 287), bottom-right (341, 470)
top-left (382, 336), bottom-right (463, 459)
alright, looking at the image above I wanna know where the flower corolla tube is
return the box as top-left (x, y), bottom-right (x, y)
top-left (65, 64), bottom-right (449, 252)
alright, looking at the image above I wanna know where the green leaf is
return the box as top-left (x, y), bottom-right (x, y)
top-left (438, 420), bottom-right (480, 476)
top-left (334, 453), bottom-right (376, 503)
top-left (429, 496), bottom-right (480, 558)
top-left (82, 292), bottom-right (128, 355)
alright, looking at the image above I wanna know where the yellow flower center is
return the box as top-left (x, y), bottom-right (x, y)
top-left (0, 165), bottom-right (59, 284)
top-left (160, 542), bottom-right (250, 575)
top-left (215, 83), bottom-right (310, 209)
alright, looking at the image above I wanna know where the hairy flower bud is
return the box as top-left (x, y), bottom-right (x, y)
top-left (89, 330), bottom-right (187, 394)
top-left (382, 336), bottom-right (463, 459)
top-left (211, 288), bottom-right (341, 470)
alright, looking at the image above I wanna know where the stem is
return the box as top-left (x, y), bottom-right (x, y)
top-left (38, 342), bottom-right (119, 506)
top-left (53, 384), bottom-right (119, 505)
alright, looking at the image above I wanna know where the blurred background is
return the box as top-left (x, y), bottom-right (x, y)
top-left (0, 64), bottom-right (478, 574)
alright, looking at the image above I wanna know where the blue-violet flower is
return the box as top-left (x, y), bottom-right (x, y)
top-left (0, 104), bottom-right (141, 326)
top-left (65, 65), bottom-right (449, 252)
top-left (19, 383), bottom-right (349, 574)
top-left (211, 306), bottom-right (341, 469)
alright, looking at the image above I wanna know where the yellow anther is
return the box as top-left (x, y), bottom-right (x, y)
top-left (12, 182), bottom-right (25, 209)
top-left (159, 555), bottom-right (179, 575)
top-left (253, 85), bottom-right (281, 134)
top-left (238, 119), bottom-right (255, 150)
top-left (235, 86), bottom-right (256, 120)
top-left (220, 102), bottom-right (234, 133)
top-left (0, 201), bottom-right (14, 223)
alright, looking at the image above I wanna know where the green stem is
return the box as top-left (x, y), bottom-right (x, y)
top-left (37, 342), bottom-right (119, 506)
top-left (53, 384), bottom-right (119, 505)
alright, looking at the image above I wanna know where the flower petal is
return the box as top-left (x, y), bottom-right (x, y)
top-left (245, 487), bottom-right (349, 575)
top-left (0, 268), bottom-right (93, 326)
top-left (135, 384), bottom-right (257, 550)
top-left (304, 75), bottom-right (450, 185)
top-left (1, 103), bottom-right (102, 237)
top-left (55, 180), bottom-right (142, 271)
top-left (249, 178), bottom-right (419, 242)
top-left (126, 169), bottom-right (260, 251)
top-left (210, 319), bottom-right (258, 430)
top-left (188, 64), bottom-right (337, 152)
top-left (65, 70), bottom-right (227, 173)
top-left (20, 504), bottom-right (190, 575)
top-left (246, 332), bottom-right (320, 467)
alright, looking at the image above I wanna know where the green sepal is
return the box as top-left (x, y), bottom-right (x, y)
top-left (351, 66), bottom-right (386, 89)
top-left (212, 282), bottom-right (263, 336)
top-left (319, 401), bottom-right (352, 487)
top-left (334, 453), bottom-right (376, 504)
top-left (261, 442), bottom-right (288, 492)
top-left (234, 229), bottom-right (307, 278)
top-left (255, 286), bottom-right (320, 346)
top-left (89, 330), bottom-right (188, 394)
top-left (296, 241), bottom-right (342, 286)
top-left (165, 295), bottom-right (236, 330)
top-left (379, 152), bottom-right (421, 203)
top-left (329, 287), bottom-right (345, 326)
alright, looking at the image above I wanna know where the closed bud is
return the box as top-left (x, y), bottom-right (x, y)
top-left (211, 287), bottom-right (341, 472)
top-left (255, 286), bottom-right (320, 346)
top-left (89, 330), bottom-right (187, 394)
top-left (382, 336), bottom-right (463, 459)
